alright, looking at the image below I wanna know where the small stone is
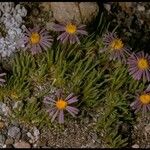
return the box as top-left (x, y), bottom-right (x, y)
top-left (51, 2), bottom-right (81, 24)
top-left (0, 102), bottom-right (4, 115)
top-left (79, 2), bottom-right (99, 23)
top-left (0, 134), bottom-right (6, 145)
top-left (0, 102), bottom-right (10, 116)
top-left (33, 143), bottom-right (37, 148)
top-left (0, 121), bottom-right (5, 129)
top-left (51, 2), bottom-right (99, 24)
top-left (137, 5), bottom-right (145, 12)
top-left (13, 141), bottom-right (31, 148)
top-left (33, 127), bottom-right (40, 141)
top-left (104, 4), bottom-right (111, 12)
top-left (132, 144), bottom-right (139, 148)
top-left (5, 138), bottom-right (14, 145)
top-left (145, 124), bottom-right (150, 133)
top-left (8, 126), bottom-right (21, 140)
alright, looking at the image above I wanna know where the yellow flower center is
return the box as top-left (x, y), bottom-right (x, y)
top-left (110, 38), bottom-right (124, 50)
top-left (56, 99), bottom-right (68, 110)
top-left (30, 32), bottom-right (41, 44)
top-left (137, 58), bottom-right (149, 70)
top-left (65, 23), bottom-right (77, 34)
top-left (139, 94), bottom-right (150, 104)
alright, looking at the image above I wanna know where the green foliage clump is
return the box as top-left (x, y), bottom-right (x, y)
top-left (0, 12), bottom-right (148, 148)
top-left (11, 97), bottom-right (52, 129)
top-left (5, 52), bottom-right (35, 101)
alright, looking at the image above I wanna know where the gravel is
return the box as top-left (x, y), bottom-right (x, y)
top-left (132, 144), bottom-right (139, 148)
top-left (7, 126), bottom-right (21, 140)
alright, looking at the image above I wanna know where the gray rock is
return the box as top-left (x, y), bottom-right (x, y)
top-left (132, 144), bottom-right (139, 148)
top-left (0, 102), bottom-right (10, 116)
top-left (0, 134), bottom-right (6, 145)
top-left (51, 2), bottom-right (81, 24)
top-left (8, 126), bottom-right (21, 140)
top-left (13, 141), bottom-right (31, 148)
top-left (0, 121), bottom-right (5, 129)
top-left (79, 2), bottom-right (99, 23)
top-left (0, 102), bottom-right (4, 115)
top-left (50, 2), bottom-right (99, 24)
top-left (104, 4), bottom-right (111, 12)
top-left (137, 5), bottom-right (145, 11)
top-left (27, 127), bottom-right (40, 144)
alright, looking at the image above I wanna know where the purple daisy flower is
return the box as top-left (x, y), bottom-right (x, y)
top-left (0, 73), bottom-right (6, 86)
top-left (43, 90), bottom-right (79, 124)
top-left (131, 88), bottom-right (150, 115)
top-left (22, 27), bottom-right (53, 55)
top-left (127, 51), bottom-right (150, 81)
top-left (101, 32), bottom-right (131, 61)
top-left (52, 21), bottom-right (88, 44)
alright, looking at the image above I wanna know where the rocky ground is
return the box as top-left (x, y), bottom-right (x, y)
top-left (103, 2), bottom-right (150, 52)
top-left (0, 2), bottom-right (150, 148)
top-left (0, 100), bottom-right (102, 148)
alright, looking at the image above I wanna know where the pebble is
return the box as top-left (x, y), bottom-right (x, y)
top-left (137, 5), bottom-right (145, 11)
top-left (0, 103), bottom-right (10, 116)
top-left (27, 127), bottom-right (40, 143)
top-left (104, 4), bottom-right (111, 12)
top-left (132, 144), bottom-right (139, 148)
top-left (5, 138), bottom-right (14, 145)
top-left (0, 134), bottom-right (6, 145)
top-left (13, 141), bottom-right (31, 148)
top-left (8, 126), bottom-right (21, 140)
top-left (0, 121), bottom-right (5, 129)
top-left (0, 102), bottom-right (4, 115)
